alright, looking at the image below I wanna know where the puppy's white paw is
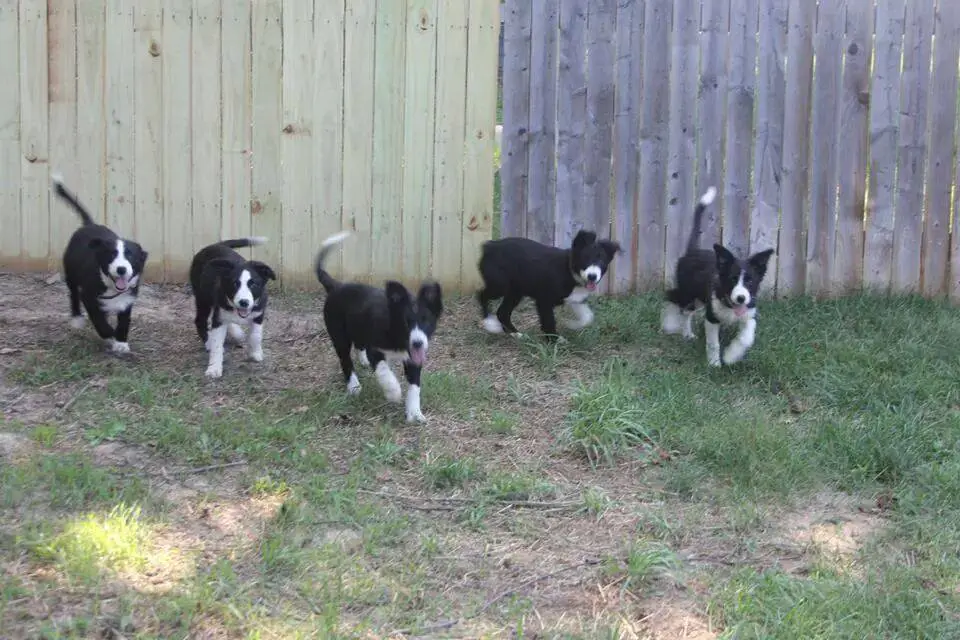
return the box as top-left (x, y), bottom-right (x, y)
top-left (107, 339), bottom-right (130, 354)
top-left (482, 315), bottom-right (504, 334)
top-left (357, 349), bottom-right (370, 367)
top-left (383, 382), bottom-right (403, 404)
top-left (69, 316), bottom-right (85, 330)
top-left (708, 355), bottom-right (722, 368)
top-left (554, 335), bottom-right (568, 344)
top-left (406, 408), bottom-right (426, 423)
top-left (346, 373), bottom-right (361, 396)
top-left (248, 349), bottom-right (264, 363)
top-left (661, 304), bottom-right (683, 335)
top-left (510, 332), bottom-right (524, 339)
top-left (682, 327), bottom-right (696, 341)
top-left (205, 363), bottom-right (223, 379)
top-left (723, 347), bottom-right (744, 365)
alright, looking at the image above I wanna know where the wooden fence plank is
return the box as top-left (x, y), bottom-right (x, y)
top-left (585, 0), bottom-right (616, 248)
top-left (612, 0), bottom-right (644, 292)
top-left (752, 0), bottom-right (787, 295)
top-left (864, 0), bottom-right (905, 293)
top-left (250, 0), bottom-right (283, 277)
top-left (401, 0), bottom-right (438, 282)
top-left (805, 0), bottom-right (844, 296)
top-left (76, 0), bottom-right (105, 226)
top-left (525, 0), bottom-right (558, 246)
top-left (47, 0), bottom-right (77, 268)
top-left (370, 0), bottom-right (406, 284)
top-left (921, 0), bottom-right (960, 296)
top-left (833, 0), bottom-right (874, 294)
top-left (281, 0), bottom-right (316, 287)
top-left (220, 0), bottom-right (252, 253)
top-left (19, 0), bottom-right (49, 271)
top-left (696, 0), bottom-right (730, 247)
top-left (777, 0), bottom-right (815, 296)
top-left (105, 0), bottom-right (135, 239)
top-left (664, 0), bottom-right (698, 283)
top-left (191, 0), bottom-right (222, 260)
top-left (460, 0), bottom-right (500, 291)
top-left (0, 2), bottom-right (20, 268)
top-left (892, 0), bottom-right (933, 293)
top-left (636, 0), bottom-right (670, 288)
top-left (134, 0), bottom-right (164, 281)
top-left (501, 0), bottom-right (532, 238)
top-left (555, 0), bottom-right (587, 247)
top-left (431, 0), bottom-right (469, 290)
top-left (722, 0), bottom-right (757, 257)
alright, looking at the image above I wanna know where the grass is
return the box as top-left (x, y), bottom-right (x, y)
top-left (3, 275), bottom-right (960, 638)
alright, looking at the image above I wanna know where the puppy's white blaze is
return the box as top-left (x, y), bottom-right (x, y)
top-left (247, 323), bottom-right (264, 362)
top-left (482, 315), bottom-right (504, 334)
top-left (232, 269), bottom-right (255, 311)
top-left (107, 239), bottom-right (134, 284)
top-left (405, 384), bottom-right (425, 423)
top-left (346, 373), bottom-right (361, 395)
top-left (699, 186), bottom-right (718, 206)
top-left (375, 360), bottom-right (403, 402)
top-left (730, 271), bottom-right (751, 307)
top-left (581, 265), bottom-right (603, 285)
top-left (320, 231), bottom-right (351, 249)
top-left (409, 326), bottom-right (429, 354)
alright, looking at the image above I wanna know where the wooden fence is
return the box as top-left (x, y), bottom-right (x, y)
top-left (0, 0), bottom-right (500, 291)
top-left (500, 0), bottom-right (960, 298)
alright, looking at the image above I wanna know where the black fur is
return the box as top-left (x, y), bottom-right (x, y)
top-left (55, 175), bottom-right (148, 352)
top-left (476, 230), bottom-right (620, 339)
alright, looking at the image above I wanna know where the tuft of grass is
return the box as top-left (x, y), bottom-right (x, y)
top-left (481, 471), bottom-right (555, 502)
top-left (483, 410), bottom-right (519, 435)
top-left (31, 424), bottom-right (58, 447)
top-left (1, 454), bottom-right (149, 510)
top-left (602, 542), bottom-right (679, 594)
top-left (422, 454), bottom-right (481, 490)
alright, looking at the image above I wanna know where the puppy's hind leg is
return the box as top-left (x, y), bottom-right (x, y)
top-left (478, 288), bottom-right (504, 334)
top-left (228, 323), bottom-right (246, 346)
top-left (67, 280), bottom-right (85, 329)
top-left (661, 290), bottom-right (685, 335)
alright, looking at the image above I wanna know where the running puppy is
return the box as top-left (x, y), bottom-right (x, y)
top-left (315, 232), bottom-right (443, 423)
top-left (189, 238), bottom-right (276, 379)
top-left (477, 231), bottom-right (620, 340)
top-left (54, 174), bottom-right (149, 354)
top-left (663, 187), bottom-right (775, 367)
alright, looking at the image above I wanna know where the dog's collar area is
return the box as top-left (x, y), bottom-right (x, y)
top-left (99, 290), bottom-right (127, 300)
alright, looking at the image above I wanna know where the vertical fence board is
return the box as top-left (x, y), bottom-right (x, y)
top-left (612, 0), bottom-right (644, 292)
top-left (431, 0), bottom-right (469, 289)
top-left (865, 0), bottom-right (904, 292)
top-left (664, 0), bottom-right (698, 282)
top-left (47, 0), bottom-right (77, 267)
top-left (722, 0), bottom-right (757, 257)
top-left (636, 0), bottom-right (670, 287)
top-left (370, 0), bottom-right (406, 283)
top-left (585, 0), bottom-right (616, 247)
top-left (696, 0), bottom-right (730, 247)
top-left (460, 0), bottom-right (500, 291)
top-left (76, 0), bottom-right (105, 226)
top-left (892, 0), bottom-right (933, 292)
top-left (526, 0), bottom-right (558, 245)
top-left (555, 0), bottom-right (587, 247)
top-left (805, 0), bottom-right (844, 296)
top-left (833, 0), bottom-right (874, 294)
top-left (134, 0), bottom-right (164, 281)
top-left (281, 0), bottom-right (316, 288)
top-left (220, 0), bottom-right (252, 252)
top-left (250, 0), bottom-right (283, 275)
top-left (105, 0), bottom-right (135, 237)
top-left (777, 0), bottom-right (814, 296)
top-left (402, 0), bottom-right (438, 282)
top-left (191, 0), bottom-right (222, 258)
top-left (19, 0), bottom-right (49, 270)
top-left (921, 0), bottom-right (960, 296)
top-left (0, 2), bottom-right (20, 268)
top-left (501, 0), bottom-right (531, 238)
top-left (752, 0), bottom-right (787, 294)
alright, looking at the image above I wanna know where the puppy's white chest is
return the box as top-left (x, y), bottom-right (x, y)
top-left (710, 295), bottom-right (755, 326)
top-left (218, 307), bottom-right (261, 326)
top-left (381, 349), bottom-right (409, 363)
top-left (99, 292), bottom-right (136, 314)
top-left (565, 287), bottom-right (592, 304)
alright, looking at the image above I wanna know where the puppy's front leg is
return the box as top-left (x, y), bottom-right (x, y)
top-left (403, 362), bottom-right (425, 423)
top-left (205, 323), bottom-right (229, 378)
top-left (722, 317), bottom-right (756, 365)
top-left (109, 307), bottom-right (133, 354)
top-left (536, 300), bottom-right (562, 341)
top-left (370, 352), bottom-right (402, 403)
top-left (562, 302), bottom-right (594, 330)
top-left (247, 319), bottom-right (264, 362)
top-left (705, 320), bottom-right (722, 367)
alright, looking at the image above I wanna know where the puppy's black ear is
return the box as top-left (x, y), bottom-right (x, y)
top-left (748, 248), bottom-right (775, 279)
top-left (385, 280), bottom-right (411, 308)
top-left (248, 260), bottom-right (277, 282)
top-left (572, 229), bottom-right (597, 252)
top-left (417, 281), bottom-right (443, 317)
top-left (204, 258), bottom-right (235, 278)
top-left (598, 240), bottom-right (621, 261)
top-left (713, 244), bottom-right (737, 272)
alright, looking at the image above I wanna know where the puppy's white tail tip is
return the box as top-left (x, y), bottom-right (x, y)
top-left (51, 171), bottom-right (64, 187)
top-left (248, 236), bottom-right (268, 246)
top-left (321, 231), bottom-right (351, 249)
top-left (700, 186), bottom-right (717, 206)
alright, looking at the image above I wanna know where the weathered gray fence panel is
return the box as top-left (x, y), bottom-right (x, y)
top-left (501, 0), bottom-right (532, 238)
top-left (696, 0), bottom-right (730, 247)
top-left (526, 0), bottom-right (558, 245)
top-left (555, 0), bottom-right (587, 247)
top-left (585, 0), bottom-right (616, 252)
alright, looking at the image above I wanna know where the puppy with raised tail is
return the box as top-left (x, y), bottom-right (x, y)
top-left (315, 232), bottom-right (443, 423)
top-left (663, 187), bottom-right (775, 366)
top-left (54, 174), bottom-right (149, 354)
top-left (189, 238), bottom-right (276, 378)
top-left (476, 230), bottom-right (620, 340)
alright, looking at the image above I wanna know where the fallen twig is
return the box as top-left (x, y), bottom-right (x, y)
top-left (60, 381), bottom-right (95, 412)
top-left (357, 489), bottom-right (582, 511)
top-left (181, 460), bottom-right (247, 475)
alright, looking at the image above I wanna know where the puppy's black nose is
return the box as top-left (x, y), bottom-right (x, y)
top-left (587, 272), bottom-right (598, 282)
top-left (238, 299), bottom-right (250, 308)
top-left (734, 294), bottom-right (746, 304)
top-left (411, 339), bottom-right (424, 349)
top-left (116, 266), bottom-right (127, 276)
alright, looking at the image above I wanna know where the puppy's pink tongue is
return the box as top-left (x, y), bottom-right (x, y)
top-left (734, 305), bottom-right (747, 317)
top-left (586, 282), bottom-right (597, 291)
top-left (409, 349), bottom-right (426, 366)
top-left (115, 277), bottom-right (128, 290)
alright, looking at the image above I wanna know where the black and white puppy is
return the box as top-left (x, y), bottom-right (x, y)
top-left (54, 174), bottom-right (149, 354)
top-left (189, 238), bottom-right (276, 379)
top-left (477, 231), bottom-right (620, 340)
top-left (663, 187), bottom-right (775, 367)
top-left (314, 232), bottom-right (443, 423)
